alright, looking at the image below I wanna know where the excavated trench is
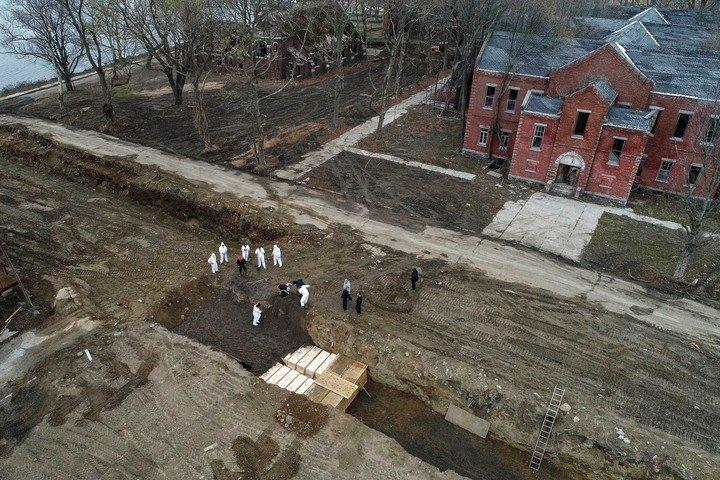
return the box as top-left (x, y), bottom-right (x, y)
top-left (160, 277), bottom-right (575, 480)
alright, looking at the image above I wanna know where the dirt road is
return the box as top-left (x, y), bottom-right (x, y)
top-left (2, 114), bottom-right (718, 344)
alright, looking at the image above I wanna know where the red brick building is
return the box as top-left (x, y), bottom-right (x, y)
top-left (463, 7), bottom-right (720, 203)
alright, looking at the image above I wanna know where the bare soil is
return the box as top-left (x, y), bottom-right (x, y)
top-left (305, 150), bottom-right (533, 233)
top-left (1, 61), bottom-right (434, 174)
top-left (2, 132), bottom-right (718, 480)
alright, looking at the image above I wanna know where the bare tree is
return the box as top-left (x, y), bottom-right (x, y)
top-left (114, 0), bottom-right (210, 105)
top-left (0, 0), bottom-right (84, 95)
top-left (57, 0), bottom-right (116, 124)
top-left (485, 0), bottom-right (571, 173)
top-left (672, 97), bottom-right (720, 281)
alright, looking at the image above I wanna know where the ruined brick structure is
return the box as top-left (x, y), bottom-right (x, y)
top-left (463, 7), bottom-right (720, 203)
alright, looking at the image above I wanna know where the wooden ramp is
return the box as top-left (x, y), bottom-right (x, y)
top-left (260, 346), bottom-right (367, 412)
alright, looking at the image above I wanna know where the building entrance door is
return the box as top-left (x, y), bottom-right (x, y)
top-left (555, 164), bottom-right (580, 187)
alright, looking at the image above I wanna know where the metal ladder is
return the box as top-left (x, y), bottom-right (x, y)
top-left (529, 386), bottom-right (565, 472)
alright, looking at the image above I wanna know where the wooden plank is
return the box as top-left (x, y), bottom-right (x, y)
top-left (296, 347), bottom-right (323, 375)
top-left (326, 355), bottom-right (353, 376)
top-left (295, 378), bottom-right (315, 395)
top-left (320, 391), bottom-right (345, 409)
top-left (287, 373), bottom-right (309, 393)
top-left (277, 370), bottom-right (300, 389)
top-left (445, 405), bottom-right (490, 438)
top-left (260, 363), bottom-right (283, 381)
top-left (306, 350), bottom-right (332, 378)
top-left (315, 372), bottom-right (359, 399)
top-left (284, 345), bottom-right (314, 369)
top-left (315, 353), bottom-right (338, 376)
top-left (306, 384), bottom-right (331, 403)
top-left (267, 365), bottom-right (293, 385)
top-left (342, 361), bottom-right (368, 387)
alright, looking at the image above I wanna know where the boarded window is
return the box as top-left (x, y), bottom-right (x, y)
top-left (499, 131), bottom-right (510, 150)
top-left (478, 127), bottom-right (489, 146)
top-left (688, 165), bottom-right (703, 185)
top-left (506, 88), bottom-right (519, 112)
top-left (672, 112), bottom-right (692, 139)
top-left (531, 124), bottom-right (545, 149)
top-left (484, 85), bottom-right (496, 108)
top-left (608, 138), bottom-right (625, 165)
top-left (573, 111), bottom-right (590, 137)
top-left (656, 159), bottom-right (674, 182)
top-left (704, 116), bottom-right (719, 143)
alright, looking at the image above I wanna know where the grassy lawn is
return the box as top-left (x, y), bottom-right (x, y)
top-left (583, 213), bottom-right (720, 302)
top-left (357, 105), bottom-right (487, 174)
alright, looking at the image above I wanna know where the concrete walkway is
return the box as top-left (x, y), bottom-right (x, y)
top-left (344, 147), bottom-right (476, 181)
top-left (1, 114), bottom-right (719, 344)
top-left (274, 77), bottom-right (449, 181)
top-left (484, 192), bottom-right (703, 262)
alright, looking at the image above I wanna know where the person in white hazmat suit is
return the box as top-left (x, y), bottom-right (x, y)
top-left (218, 242), bottom-right (228, 264)
top-left (272, 244), bottom-right (282, 267)
top-left (298, 284), bottom-right (310, 307)
top-left (208, 252), bottom-right (219, 273)
top-left (255, 247), bottom-right (266, 269)
top-left (242, 244), bottom-right (250, 260)
top-left (252, 303), bottom-right (262, 326)
top-left (342, 278), bottom-right (351, 293)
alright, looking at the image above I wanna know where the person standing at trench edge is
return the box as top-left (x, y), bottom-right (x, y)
top-left (355, 291), bottom-right (363, 314)
top-left (341, 287), bottom-right (352, 311)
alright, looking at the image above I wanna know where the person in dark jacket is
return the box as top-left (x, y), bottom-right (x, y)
top-left (236, 255), bottom-right (248, 275)
top-left (278, 283), bottom-right (291, 297)
top-left (341, 288), bottom-right (352, 311)
top-left (355, 291), bottom-right (363, 314)
top-left (410, 267), bottom-right (419, 290)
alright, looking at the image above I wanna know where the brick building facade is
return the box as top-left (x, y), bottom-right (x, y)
top-left (463, 7), bottom-right (720, 203)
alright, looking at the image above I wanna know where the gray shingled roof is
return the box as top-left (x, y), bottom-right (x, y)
top-left (477, 31), bottom-right (604, 77)
top-left (604, 106), bottom-right (655, 132)
top-left (623, 48), bottom-right (720, 99)
top-left (643, 23), bottom-right (716, 53)
top-left (605, 22), bottom-right (659, 48)
top-left (586, 76), bottom-right (618, 103)
top-left (627, 7), bottom-right (669, 25)
top-left (571, 17), bottom-right (628, 39)
top-left (524, 94), bottom-right (563, 116)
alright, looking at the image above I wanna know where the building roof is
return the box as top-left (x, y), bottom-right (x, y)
top-left (477, 31), bottom-right (603, 77)
top-left (571, 17), bottom-right (628, 38)
top-left (524, 94), bottom-right (563, 116)
top-left (623, 48), bottom-right (720, 99)
top-left (627, 7), bottom-right (669, 25)
top-left (584, 76), bottom-right (618, 103)
top-left (605, 21), bottom-right (659, 48)
top-left (604, 106), bottom-right (655, 132)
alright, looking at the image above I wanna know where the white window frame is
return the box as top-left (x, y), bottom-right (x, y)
top-left (687, 163), bottom-right (704, 186)
top-left (484, 84), bottom-right (497, 109)
top-left (531, 123), bottom-right (546, 150)
top-left (506, 87), bottom-right (520, 113)
top-left (572, 109), bottom-right (592, 139)
top-left (648, 106), bottom-right (663, 137)
top-left (656, 158), bottom-right (675, 183)
top-left (671, 110), bottom-right (694, 141)
top-left (702, 115), bottom-right (719, 145)
top-left (499, 130), bottom-right (510, 151)
top-left (478, 126), bottom-right (490, 147)
top-left (608, 136), bottom-right (627, 166)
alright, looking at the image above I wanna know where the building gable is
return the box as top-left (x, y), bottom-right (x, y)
top-left (547, 43), bottom-right (653, 108)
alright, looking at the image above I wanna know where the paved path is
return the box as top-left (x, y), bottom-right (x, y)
top-left (344, 147), bottom-right (476, 181)
top-left (484, 192), bottom-right (699, 262)
top-left (2, 114), bottom-right (719, 344)
top-left (274, 77), bottom-right (449, 180)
